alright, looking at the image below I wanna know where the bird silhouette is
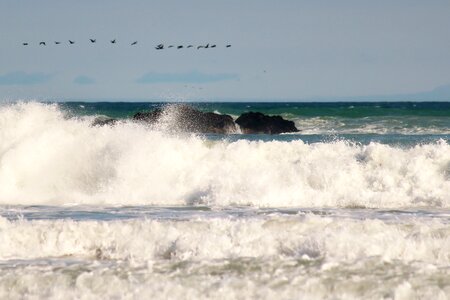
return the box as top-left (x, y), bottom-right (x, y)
top-left (22, 43), bottom-right (28, 46)
top-left (205, 43), bottom-right (210, 48)
top-left (226, 44), bottom-right (231, 48)
top-left (90, 39), bottom-right (96, 43)
top-left (155, 44), bottom-right (164, 50)
top-left (211, 45), bottom-right (216, 48)
top-left (55, 41), bottom-right (61, 45)
top-left (39, 42), bottom-right (46, 46)
top-left (187, 45), bottom-right (193, 48)
top-left (69, 40), bottom-right (75, 44)
top-left (197, 45), bottom-right (204, 49)
top-left (131, 41), bottom-right (138, 45)
top-left (111, 39), bottom-right (116, 44)
top-left (168, 45), bottom-right (174, 48)
top-left (177, 45), bottom-right (183, 49)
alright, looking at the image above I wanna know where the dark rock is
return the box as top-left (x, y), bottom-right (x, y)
top-left (92, 117), bottom-right (118, 127)
top-left (197, 112), bottom-right (236, 134)
top-left (132, 104), bottom-right (237, 134)
top-left (235, 112), bottom-right (298, 134)
top-left (133, 109), bottom-right (163, 123)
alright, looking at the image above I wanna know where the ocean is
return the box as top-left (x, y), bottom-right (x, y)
top-left (0, 101), bottom-right (449, 299)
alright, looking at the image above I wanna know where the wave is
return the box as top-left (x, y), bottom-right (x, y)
top-left (2, 212), bottom-right (449, 299)
top-left (0, 214), bottom-right (448, 263)
top-left (0, 102), bottom-right (449, 207)
top-left (292, 116), bottom-right (450, 135)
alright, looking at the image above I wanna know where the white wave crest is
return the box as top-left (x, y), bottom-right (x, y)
top-left (0, 214), bottom-right (449, 263)
top-left (0, 102), bottom-right (449, 207)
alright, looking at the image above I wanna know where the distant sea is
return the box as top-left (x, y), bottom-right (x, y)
top-left (0, 101), bottom-right (449, 299)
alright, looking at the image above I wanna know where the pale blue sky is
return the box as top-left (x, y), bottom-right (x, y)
top-left (1, 0), bottom-right (450, 101)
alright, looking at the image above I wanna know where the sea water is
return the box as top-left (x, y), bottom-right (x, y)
top-left (0, 101), bottom-right (449, 299)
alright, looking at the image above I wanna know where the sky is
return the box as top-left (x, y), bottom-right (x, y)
top-left (0, 0), bottom-right (450, 101)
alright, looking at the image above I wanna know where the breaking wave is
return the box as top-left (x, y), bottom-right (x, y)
top-left (0, 102), bottom-right (449, 207)
top-left (1, 213), bottom-right (449, 299)
top-left (0, 214), bottom-right (449, 263)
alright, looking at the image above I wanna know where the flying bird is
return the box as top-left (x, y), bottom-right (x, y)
top-left (22, 43), bottom-right (28, 46)
top-left (55, 41), bottom-right (61, 45)
top-left (226, 44), bottom-right (231, 48)
top-left (155, 44), bottom-right (164, 50)
top-left (39, 42), bottom-right (46, 46)
top-left (205, 43), bottom-right (210, 48)
top-left (197, 45), bottom-right (204, 49)
top-left (69, 40), bottom-right (75, 44)
top-left (211, 45), bottom-right (216, 48)
top-left (187, 45), bottom-right (193, 48)
top-left (168, 45), bottom-right (174, 48)
top-left (131, 41), bottom-right (138, 45)
top-left (90, 39), bottom-right (96, 43)
top-left (177, 45), bottom-right (183, 49)
top-left (111, 39), bottom-right (116, 44)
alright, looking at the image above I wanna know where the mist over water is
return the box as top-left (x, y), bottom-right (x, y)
top-left (0, 102), bottom-right (449, 299)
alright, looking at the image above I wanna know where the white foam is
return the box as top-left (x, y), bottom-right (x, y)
top-left (0, 214), bottom-right (448, 263)
top-left (0, 214), bottom-right (449, 299)
top-left (294, 116), bottom-right (450, 135)
top-left (1, 258), bottom-right (447, 300)
top-left (0, 102), bottom-right (449, 207)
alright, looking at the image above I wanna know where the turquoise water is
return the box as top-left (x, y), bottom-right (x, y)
top-left (61, 101), bottom-right (450, 118)
top-left (57, 101), bottom-right (450, 146)
top-left (61, 101), bottom-right (450, 137)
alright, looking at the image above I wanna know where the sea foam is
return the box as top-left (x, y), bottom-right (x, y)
top-left (0, 213), bottom-right (449, 299)
top-left (0, 214), bottom-right (449, 263)
top-left (0, 102), bottom-right (449, 207)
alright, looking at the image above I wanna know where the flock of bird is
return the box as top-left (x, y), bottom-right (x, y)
top-left (21, 39), bottom-right (232, 49)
